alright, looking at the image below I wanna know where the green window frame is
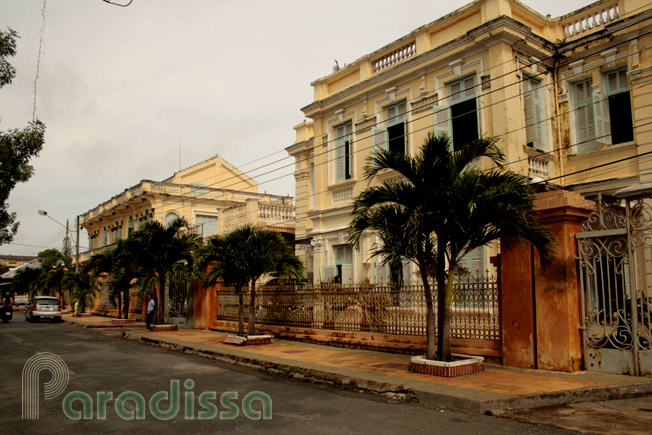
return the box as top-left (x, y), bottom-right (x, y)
top-left (195, 214), bottom-right (218, 237)
top-left (335, 122), bottom-right (353, 182)
top-left (460, 246), bottom-right (484, 279)
top-left (386, 101), bottom-right (407, 155)
top-left (603, 68), bottom-right (633, 145)
top-left (523, 77), bottom-right (545, 150)
top-left (440, 75), bottom-right (479, 151)
top-left (572, 78), bottom-right (597, 153)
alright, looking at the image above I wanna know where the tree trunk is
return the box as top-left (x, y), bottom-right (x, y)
top-left (123, 291), bottom-right (130, 319)
top-left (237, 288), bottom-right (245, 336)
top-left (436, 267), bottom-right (455, 361)
top-left (117, 293), bottom-right (122, 319)
top-left (420, 266), bottom-right (436, 360)
top-left (435, 238), bottom-right (450, 361)
top-left (156, 274), bottom-right (166, 325)
top-left (248, 281), bottom-right (256, 336)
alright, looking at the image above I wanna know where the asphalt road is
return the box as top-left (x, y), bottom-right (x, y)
top-left (0, 312), bottom-right (572, 434)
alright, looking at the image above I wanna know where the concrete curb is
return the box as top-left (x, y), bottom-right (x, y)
top-left (123, 332), bottom-right (412, 398)
top-left (120, 330), bottom-right (652, 414)
top-left (64, 319), bottom-right (145, 329)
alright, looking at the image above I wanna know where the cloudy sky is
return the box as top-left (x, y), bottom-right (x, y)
top-left (1, 0), bottom-right (585, 257)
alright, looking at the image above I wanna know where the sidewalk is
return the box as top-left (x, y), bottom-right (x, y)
top-left (64, 314), bottom-right (652, 415)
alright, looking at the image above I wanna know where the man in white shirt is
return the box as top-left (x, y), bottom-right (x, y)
top-left (146, 294), bottom-right (155, 329)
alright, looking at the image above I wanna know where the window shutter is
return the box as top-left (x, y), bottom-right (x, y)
top-left (372, 127), bottom-right (388, 154)
top-left (593, 93), bottom-right (611, 145)
top-left (574, 80), bottom-right (597, 153)
top-left (322, 266), bottom-right (337, 282)
top-left (450, 81), bottom-right (462, 103)
top-left (374, 262), bottom-right (388, 283)
top-left (402, 260), bottom-right (410, 284)
top-left (433, 105), bottom-right (452, 143)
top-left (336, 246), bottom-right (344, 264)
top-left (461, 247), bottom-right (484, 279)
top-left (335, 142), bottom-right (345, 182)
top-left (524, 92), bottom-right (535, 146)
top-left (464, 76), bottom-right (476, 98)
top-left (534, 95), bottom-right (543, 151)
top-left (341, 265), bottom-right (353, 284)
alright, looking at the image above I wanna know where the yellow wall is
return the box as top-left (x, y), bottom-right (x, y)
top-left (288, 0), bottom-right (652, 284)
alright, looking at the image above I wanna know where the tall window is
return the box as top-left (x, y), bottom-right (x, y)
top-left (604, 68), bottom-right (633, 144)
top-left (372, 101), bottom-right (407, 155)
top-left (433, 75), bottom-right (479, 150)
top-left (523, 77), bottom-right (545, 150)
top-left (195, 214), bottom-right (218, 237)
top-left (164, 212), bottom-right (179, 228)
top-left (573, 69), bottom-right (633, 154)
top-left (322, 245), bottom-right (353, 283)
top-left (335, 122), bottom-right (353, 182)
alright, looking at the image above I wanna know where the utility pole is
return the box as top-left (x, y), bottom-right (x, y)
top-left (76, 216), bottom-right (80, 272)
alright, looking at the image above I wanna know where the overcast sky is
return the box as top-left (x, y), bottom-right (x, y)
top-left (0, 0), bottom-right (586, 257)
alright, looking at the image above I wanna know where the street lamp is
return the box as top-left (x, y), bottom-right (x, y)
top-left (37, 210), bottom-right (80, 272)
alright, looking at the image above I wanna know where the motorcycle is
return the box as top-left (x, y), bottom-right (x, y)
top-left (1, 305), bottom-right (12, 323)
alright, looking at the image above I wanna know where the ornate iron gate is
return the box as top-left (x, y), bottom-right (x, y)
top-left (165, 269), bottom-right (193, 327)
top-left (577, 195), bottom-right (652, 375)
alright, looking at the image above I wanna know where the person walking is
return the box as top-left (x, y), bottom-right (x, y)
top-left (146, 293), bottom-right (155, 329)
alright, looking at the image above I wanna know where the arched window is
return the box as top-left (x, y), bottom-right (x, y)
top-left (164, 212), bottom-right (179, 228)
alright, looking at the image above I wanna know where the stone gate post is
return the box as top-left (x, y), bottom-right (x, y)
top-left (500, 190), bottom-right (594, 371)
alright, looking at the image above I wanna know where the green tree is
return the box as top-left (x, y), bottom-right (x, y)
top-left (0, 28), bottom-right (46, 245)
top-left (349, 133), bottom-right (554, 361)
top-left (107, 239), bottom-right (141, 318)
top-left (11, 264), bottom-right (42, 297)
top-left (129, 217), bottom-right (200, 324)
top-left (62, 266), bottom-right (100, 315)
top-left (195, 231), bottom-right (250, 335)
top-left (196, 225), bottom-right (303, 336)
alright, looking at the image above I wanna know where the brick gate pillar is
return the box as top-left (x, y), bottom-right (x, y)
top-left (193, 277), bottom-right (217, 330)
top-left (500, 190), bottom-right (594, 371)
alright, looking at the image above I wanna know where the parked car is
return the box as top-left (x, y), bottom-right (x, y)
top-left (25, 296), bottom-right (62, 323)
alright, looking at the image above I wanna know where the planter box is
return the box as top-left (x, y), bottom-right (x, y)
top-left (73, 312), bottom-right (92, 318)
top-left (224, 334), bottom-right (273, 346)
top-left (409, 354), bottom-right (484, 377)
top-left (111, 319), bottom-right (135, 325)
top-left (149, 324), bottom-right (178, 332)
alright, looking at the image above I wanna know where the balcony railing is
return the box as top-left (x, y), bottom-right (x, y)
top-left (562, 2), bottom-right (619, 38)
top-left (373, 41), bottom-right (416, 73)
top-left (528, 156), bottom-right (550, 178)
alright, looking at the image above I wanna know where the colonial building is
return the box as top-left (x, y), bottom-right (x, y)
top-left (287, 0), bottom-right (652, 284)
top-left (79, 155), bottom-right (295, 262)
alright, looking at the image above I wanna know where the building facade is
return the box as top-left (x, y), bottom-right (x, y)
top-left (79, 155), bottom-right (295, 262)
top-left (287, 0), bottom-right (652, 284)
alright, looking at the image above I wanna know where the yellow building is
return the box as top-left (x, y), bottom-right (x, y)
top-left (79, 155), bottom-right (295, 262)
top-left (287, 0), bottom-right (652, 284)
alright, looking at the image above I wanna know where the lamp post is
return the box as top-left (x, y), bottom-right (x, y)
top-left (37, 210), bottom-right (80, 272)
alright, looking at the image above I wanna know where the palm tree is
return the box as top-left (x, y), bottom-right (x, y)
top-left (349, 133), bottom-right (555, 361)
top-left (129, 217), bottom-right (200, 324)
top-left (62, 267), bottom-right (100, 314)
top-left (84, 242), bottom-right (138, 318)
top-left (195, 231), bottom-right (250, 335)
top-left (197, 225), bottom-right (303, 336)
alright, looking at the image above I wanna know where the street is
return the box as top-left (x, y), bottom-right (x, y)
top-left (0, 312), bottom-right (571, 434)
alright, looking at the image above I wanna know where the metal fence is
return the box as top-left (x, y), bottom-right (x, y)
top-left (216, 276), bottom-right (500, 341)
